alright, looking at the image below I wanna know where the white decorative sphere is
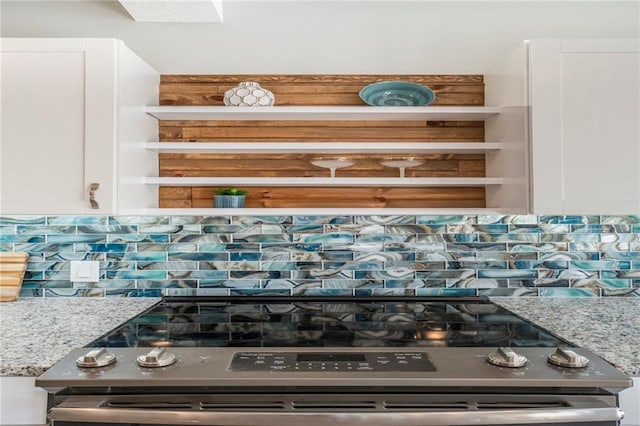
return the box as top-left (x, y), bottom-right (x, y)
top-left (223, 81), bottom-right (275, 106)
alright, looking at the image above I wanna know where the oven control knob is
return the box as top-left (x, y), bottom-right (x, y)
top-left (487, 347), bottom-right (528, 368)
top-left (76, 348), bottom-right (116, 368)
top-left (137, 348), bottom-right (176, 368)
top-left (548, 347), bottom-right (589, 368)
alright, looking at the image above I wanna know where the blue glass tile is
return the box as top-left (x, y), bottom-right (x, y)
top-left (230, 271), bottom-right (289, 279)
top-left (85, 243), bottom-right (129, 253)
top-left (170, 270), bottom-right (228, 279)
top-left (354, 270), bottom-right (415, 280)
top-left (232, 216), bottom-right (291, 224)
top-left (356, 234), bottom-right (408, 243)
top-left (109, 216), bottom-right (170, 225)
top-left (170, 216), bottom-right (230, 225)
top-left (0, 235), bottom-right (45, 243)
top-left (509, 242), bottom-right (568, 252)
top-left (509, 224), bottom-right (570, 233)
top-left (129, 244), bottom-right (167, 253)
top-left (446, 242), bottom-right (507, 252)
top-left (105, 289), bottom-right (163, 297)
top-left (170, 252), bottom-right (227, 261)
top-left (0, 216), bottom-right (46, 225)
top-left (202, 224), bottom-right (249, 233)
top-left (570, 260), bottom-right (629, 270)
top-left (172, 234), bottom-right (230, 243)
top-left (417, 270), bottom-right (475, 279)
top-left (137, 261), bottom-right (198, 271)
top-left (601, 251), bottom-right (640, 262)
top-left (107, 234), bottom-right (169, 243)
top-left (386, 242), bottom-right (446, 252)
top-left (45, 252), bottom-right (103, 262)
top-left (326, 261), bottom-right (384, 271)
top-left (112, 252), bottom-right (165, 262)
top-left (200, 279), bottom-right (260, 288)
top-left (478, 288), bottom-right (538, 297)
top-left (538, 216), bottom-right (598, 224)
top-left (50, 216), bottom-right (108, 225)
top-left (23, 280), bottom-right (70, 288)
top-left (513, 260), bottom-right (569, 270)
top-left (231, 234), bottom-right (288, 244)
top-left (282, 225), bottom-right (324, 233)
top-left (370, 288), bottom-right (416, 296)
top-left (416, 288), bottom-right (476, 296)
top-left (318, 252), bottom-right (355, 261)
top-left (478, 269), bottom-right (538, 279)
top-left (195, 243), bottom-right (227, 252)
top-left (443, 234), bottom-right (479, 243)
top-left (601, 215), bottom-right (640, 224)
top-left (295, 233), bottom-right (355, 244)
top-left (482, 233), bottom-right (539, 243)
top-left (164, 288), bottom-right (230, 297)
top-left (292, 216), bottom-right (353, 225)
top-left (19, 289), bottom-right (44, 297)
top-left (472, 224), bottom-right (509, 233)
top-left (77, 225), bottom-right (138, 234)
top-left (385, 279), bottom-right (425, 288)
top-left (44, 289), bottom-right (105, 297)
top-left (520, 279), bottom-right (571, 287)
top-left (17, 225), bottom-right (76, 234)
top-left (24, 271), bottom-right (45, 280)
top-left (230, 288), bottom-right (292, 296)
top-left (601, 288), bottom-right (639, 297)
top-left (137, 279), bottom-right (197, 289)
top-left (106, 270), bottom-right (167, 280)
top-left (48, 235), bottom-right (105, 244)
top-left (416, 215), bottom-right (473, 225)
top-left (356, 216), bottom-right (416, 225)
top-left (539, 288), bottom-right (598, 297)
top-left (476, 215), bottom-right (538, 224)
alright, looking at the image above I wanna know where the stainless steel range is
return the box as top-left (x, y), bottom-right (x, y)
top-left (36, 297), bottom-right (632, 426)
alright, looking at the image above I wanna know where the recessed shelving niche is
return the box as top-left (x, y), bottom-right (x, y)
top-left (146, 74), bottom-right (507, 210)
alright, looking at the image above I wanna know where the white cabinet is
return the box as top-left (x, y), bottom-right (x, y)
top-left (0, 38), bottom-right (159, 214)
top-left (0, 377), bottom-right (48, 425)
top-left (529, 39), bottom-right (640, 214)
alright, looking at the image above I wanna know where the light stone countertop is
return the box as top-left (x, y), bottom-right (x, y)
top-left (490, 297), bottom-right (640, 376)
top-left (1, 297), bottom-right (638, 377)
top-left (0, 297), bottom-right (161, 376)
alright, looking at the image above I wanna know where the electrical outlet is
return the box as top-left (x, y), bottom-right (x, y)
top-left (69, 261), bottom-right (100, 283)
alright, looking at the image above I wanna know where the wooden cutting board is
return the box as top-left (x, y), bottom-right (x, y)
top-left (0, 252), bottom-right (28, 302)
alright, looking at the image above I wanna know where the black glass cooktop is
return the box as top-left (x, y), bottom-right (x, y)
top-left (88, 297), bottom-right (565, 348)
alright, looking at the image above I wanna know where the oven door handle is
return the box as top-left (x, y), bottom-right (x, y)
top-left (48, 406), bottom-right (625, 425)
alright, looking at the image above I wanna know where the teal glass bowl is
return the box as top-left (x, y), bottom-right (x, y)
top-left (359, 81), bottom-right (436, 106)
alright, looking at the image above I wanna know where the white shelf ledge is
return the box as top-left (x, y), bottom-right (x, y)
top-left (143, 177), bottom-right (505, 187)
top-left (144, 106), bottom-right (501, 121)
top-left (120, 207), bottom-right (516, 216)
top-left (144, 142), bottom-right (507, 154)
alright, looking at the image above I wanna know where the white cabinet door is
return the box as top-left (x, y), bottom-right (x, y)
top-left (1, 39), bottom-right (117, 214)
top-left (0, 38), bottom-right (158, 214)
top-left (529, 39), bottom-right (640, 214)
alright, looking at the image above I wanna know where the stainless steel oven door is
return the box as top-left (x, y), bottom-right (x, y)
top-left (48, 393), bottom-right (625, 426)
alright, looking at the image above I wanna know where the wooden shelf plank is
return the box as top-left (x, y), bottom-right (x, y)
top-left (144, 106), bottom-right (501, 121)
top-left (144, 142), bottom-right (506, 154)
top-left (144, 177), bottom-right (505, 187)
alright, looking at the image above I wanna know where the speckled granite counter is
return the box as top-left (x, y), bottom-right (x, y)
top-left (0, 298), bottom-right (161, 376)
top-left (491, 297), bottom-right (640, 376)
top-left (1, 297), bottom-right (638, 378)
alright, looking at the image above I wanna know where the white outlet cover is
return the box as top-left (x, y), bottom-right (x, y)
top-left (69, 261), bottom-right (100, 283)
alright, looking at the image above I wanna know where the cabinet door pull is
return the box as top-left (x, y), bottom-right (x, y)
top-left (89, 183), bottom-right (100, 209)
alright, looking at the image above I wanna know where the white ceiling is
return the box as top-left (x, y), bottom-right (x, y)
top-left (118, 0), bottom-right (223, 23)
top-left (1, 1), bottom-right (638, 74)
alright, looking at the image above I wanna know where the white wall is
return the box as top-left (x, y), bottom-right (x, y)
top-left (1, 1), bottom-right (638, 74)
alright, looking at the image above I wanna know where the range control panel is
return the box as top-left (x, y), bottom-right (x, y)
top-left (229, 352), bottom-right (436, 372)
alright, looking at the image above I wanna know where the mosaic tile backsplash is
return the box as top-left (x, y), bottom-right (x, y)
top-left (1, 215), bottom-right (639, 298)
